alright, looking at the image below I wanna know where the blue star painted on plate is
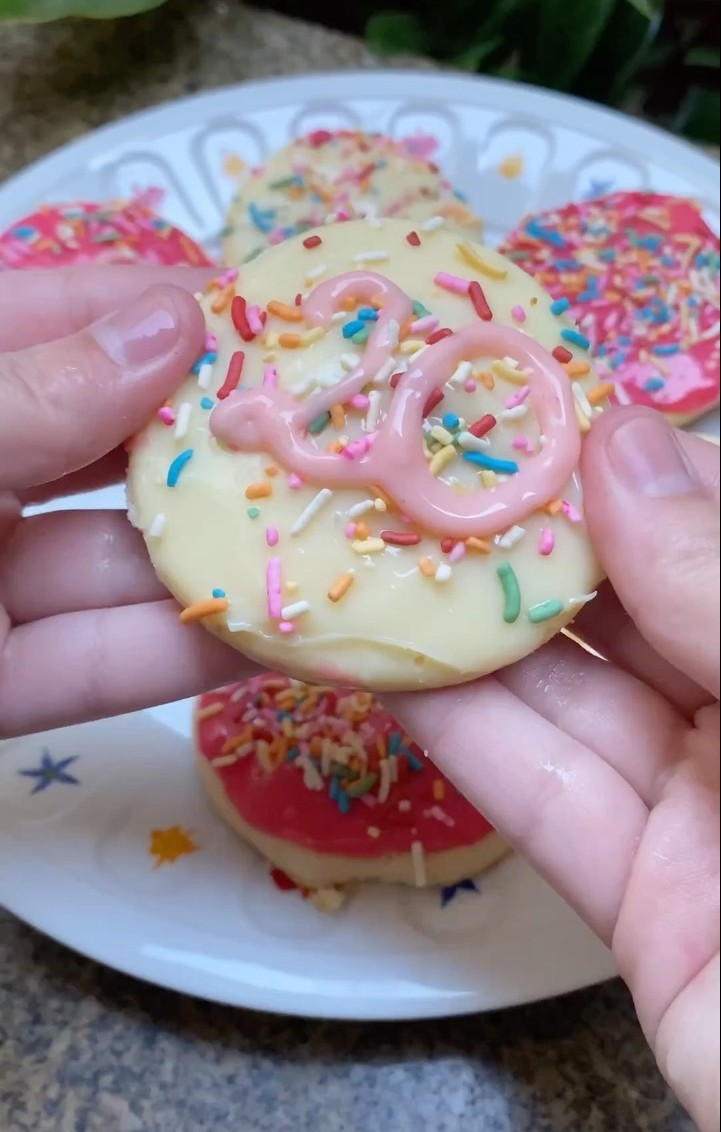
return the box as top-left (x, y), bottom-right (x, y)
top-left (18, 750), bottom-right (80, 795)
top-left (582, 178), bottom-right (615, 201)
top-left (440, 877), bottom-right (479, 908)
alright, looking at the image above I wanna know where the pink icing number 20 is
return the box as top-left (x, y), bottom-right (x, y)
top-left (210, 271), bottom-right (580, 538)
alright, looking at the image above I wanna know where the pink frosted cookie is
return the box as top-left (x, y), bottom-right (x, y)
top-left (500, 192), bottom-right (720, 425)
top-left (0, 196), bottom-right (213, 270)
top-left (195, 674), bottom-right (508, 902)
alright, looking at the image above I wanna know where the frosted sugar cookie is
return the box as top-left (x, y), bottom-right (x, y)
top-left (128, 219), bottom-right (605, 691)
top-left (500, 192), bottom-right (720, 425)
top-left (0, 197), bottom-right (213, 269)
top-left (222, 128), bottom-right (481, 265)
top-left (195, 675), bottom-right (508, 895)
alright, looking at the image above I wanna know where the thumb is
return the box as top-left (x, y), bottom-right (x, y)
top-left (583, 407), bottom-right (720, 698)
top-left (0, 284), bottom-right (205, 492)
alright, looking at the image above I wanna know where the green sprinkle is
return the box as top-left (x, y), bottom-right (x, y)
top-left (269, 174), bottom-right (304, 190)
top-left (351, 326), bottom-right (370, 345)
top-left (497, 562), bottom-right (521, 624)
top-left (527, 598), bottom-right (565, 623)
top-left (412, 299), bottom-right (431, 318)
top-left (308, 411), bottom-right (331, 435)
top-left (246, 506), bottom-right (261, 519)
top-left (344, 772), bottom-right (378, 797)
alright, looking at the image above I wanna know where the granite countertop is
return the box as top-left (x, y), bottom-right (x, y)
top-left (0, 5), bottom-right (701, 1130)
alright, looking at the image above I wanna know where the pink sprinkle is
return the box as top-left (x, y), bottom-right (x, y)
top-left (266, 526), bottom-right (279, 548)
top-left (341, 437), bottom-right (371, 460)
top-left (268, 229), bottom-right (286, 246)
top-left (335, 208), bottom-right (352, 221)
top-left (505, 385), bottom-right (530, 409)
top-left (218, 268), bottom-right (238, 286)
top-left (511, 305), bottom-right (526, 323)
top-left (345, 523), bottom-right (357, 538)
top-left (157, 406), bottom-right (175, 425)
top-left (266, 557), bottom-right (282, 620)
top-left (204, 333), bottom-right (218, 352)
top-left (410, 314), bottom-right (439, 334)
top-left (263, 364), bottom-right (279, 388)
top-left (434, 271), bottom-right (470, 295)
top-left (512, 436), bottom-right (532, 451)
top-left (449, 542), bottom-right (466, 564)
top-left (539, 528), bottom-right (555, 556)
top-left (463, 379), bottom-right (477, 393)
top-left (247, 304), bottom-right (264, 334)
top-left (278, 621), bottom-right (295, 634)
top-left (350, 393), bottom-right (370, 410)
top-left (563, 500), bottom-right (583, 523)
top-left (288, 473), bottom-right (303, 489)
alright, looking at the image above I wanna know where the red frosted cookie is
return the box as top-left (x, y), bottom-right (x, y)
top-left (195, 674), bottom-right (508, 903)
top-left (500, 192), bottom-right (720, 424)
top-left (0, 194), bottom-right (213, 270)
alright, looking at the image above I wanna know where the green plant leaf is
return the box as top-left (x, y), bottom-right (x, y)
top-left (531, 0), bottom-right (618, 89)
top-left (685, 46), bottom-right (721, 70)
top-left (680, 86), bottom-right (721, 144)
top-left (365, 11), bottom-right (430, 55)
top-left (623, 0), bottom-right (661, 19)
top-left (0, 0), bottom-right (167, 18)
top-left (452, 34), bottom-right (505, 72)
top-left (574, 0), bottom-right (660, 104)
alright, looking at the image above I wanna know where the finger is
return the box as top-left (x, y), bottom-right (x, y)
top-left (572, 582), bottom-right (713, 719)
top-left (0, 265), bottom-right (215, 351)
top-left (17, 448), bottom-right (129, 507)
top-left (387, 679), bottom-right (648, 943)
top-left (0, 599), bottom-right (256, 738)
top-left (0, 510), bottom-right (165, 623)
top-left (583, 407), bottom-right (720, 698)
top-left (0, 284), bottom-right (205, 491)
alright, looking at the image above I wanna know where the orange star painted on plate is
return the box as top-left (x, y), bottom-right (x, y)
top-left (149, 825), bottom-right (199, 868)
top-left (497, 153), bottom-right (524, 180)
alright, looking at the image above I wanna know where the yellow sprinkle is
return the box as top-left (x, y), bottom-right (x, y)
top-left (264, 332), bottom-right (279, 349)
top-left (196, 702), bottom-right (225, 721)
top-left (480, 470), bottom-right (497, 488)
top-left (565, 359), bottom-right (592, 378)
top-left (574, 400), bottom-right (591, 433)
top-left (399, 338), bottom-right (426, 355)
top-left (429, 445), bottom-right (457, 477)
top-left (432, 778), bottom-right (445, 801)
top-left (491, 359), bottom-right (527, 385)
top-left (456, 241), bottom-right (508, 279)
top-left (465, 536), bottom-right (492, 553)
top-left (328, 572), bottom-right (355, 602)
top-left (498, 153), bottom-right (524, 180)
top-left (418, 556), bottom-right (435, 578)
top-left (352, 538), bottom-right (385, 555)
top-left (245, 481), bottom-right (271, 499)
top-left (300, 326), bottom-right (326, 347)
top-left (587, 381), bottom-right (616, 406)
top-left (330, 404), bottom-right (346, 429)
top-left (430, 425), bottom-right (454, 446)
top-left (179, 597), bottom-right (229, 624)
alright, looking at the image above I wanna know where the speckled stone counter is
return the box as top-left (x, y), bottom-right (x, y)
top-left (0, 5), bottom-right (700, 1130)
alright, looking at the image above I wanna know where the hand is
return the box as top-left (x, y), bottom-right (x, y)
top-left (389, 407), bottom-right (719, 1132)
top-left (0, 267), bottom-right (252, 739)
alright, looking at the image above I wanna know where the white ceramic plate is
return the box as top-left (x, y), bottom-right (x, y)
top-left (0, 71), bottom-right (718, 1020)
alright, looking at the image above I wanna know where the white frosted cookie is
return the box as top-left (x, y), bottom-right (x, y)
top-left (222, 128), bottom-right (482, 265)
top-left (128, 219), bottom-right (606, 691)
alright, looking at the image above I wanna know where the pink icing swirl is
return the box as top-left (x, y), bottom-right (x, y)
top-left (210, 271), bottom-right (581, 538)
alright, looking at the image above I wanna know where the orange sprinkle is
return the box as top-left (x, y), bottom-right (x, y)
top-left (328, 572), bottom-right (355, 603)
top-left (179, 597), bottom-right (228, 625)
top-left (196, 701), bottom-right (224, 721)
top-left (355, 520), bottom-right (370, 540)
top-left (587, 381), bottom-right (617, 406)
top-left (330, 404), bottom-right (346, 429)
top-left (432, 779), bottom-right (445, 802)
top-left (398, 317), bottom-right (414, 341)
top-left (267, 299), bottom-right (303, 322)
top-left (340, 295), bottom-right (358, 311)
top-left (545, 498), bottom-right (564, 516)
top-left (211, 285), bottom-right (235, 314)
top-left (370, 294), bottom-right (385, 309)
top-left (245, 482), bottom-right (271, 499)
top-left (370, 484), bottom-right (396, 511)
top-left (465, 536), bottom-right (492, 553)
top-left (478, 370), bottom-right (495, 390)
top-left (278, 332), bottom-right (302, 349)
top-left (328, 440), bottom-right (345, 454)
top-left (265, 464), bottom-right (279, 477)
top-left (419, 556), bottom-right (435, 578)
top-left (565, 360), bottom-right (591, 378)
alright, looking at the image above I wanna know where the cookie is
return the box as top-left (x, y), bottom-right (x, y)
top-left (195, 674), bottom-right (509, 895)
top-left (500, 192), bottom-right (720, 425)
top-left (222, 129), bottom-right (482, 265)
top-left (128, 219), bottom-right (604, 691)
top-left (0, 196), bottom-right (213, 269)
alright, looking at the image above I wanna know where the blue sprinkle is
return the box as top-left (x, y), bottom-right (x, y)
top-left (286, 747), bottom-right (300, 760)
top-left (342, 319), bottom-right (365, 339)
top-left (638, 235), bottom-right (663, 251)
top-left (554, 258), bottom-right (582, 270)
top-left (212, 588), bottom-right (226, 599)
top-left (200, 396), bottom-right (214, 410)
top-left (337, 789), bottom-right (351, 814)
top-left (618, 336), bottom-right (632, 346)
top-left (560, 328), bottom-right (591, 350)
top-left (357, 307), bottom-right (379, 321)
top-left (651, 344), bottom-right (680, 356)
top-left (442, 412), bottom-right (460, 430)
top-left (388, 731), bottom-right (402, 756)
top-left (644, 377), bottom-right (665, 392)
top-left (248, 201), bottom-right (275, 233)
top-left (329, 775), bottom-right (340, 800)
top-left (597, 248), bottom-right (616, 261)
top-left (550, 297), bottom-right (570, 316)
top-left (412, 300), bottom-right (431, 318)
top-left (402, 749), bottom-right (424, 772)
top-left (166, 449), bottom-right (193, 487)
top-left (525, 219), bottom-right (565, 248)
top-left (191, 351), bottom-right (217, 375)
top-left (462, 452), bottom-right (519, 474)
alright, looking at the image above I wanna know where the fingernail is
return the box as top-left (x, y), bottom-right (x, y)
top-left (609, 414), bottom-right (700, 497)
top-left (91, 288), bottom-right (182, 367)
